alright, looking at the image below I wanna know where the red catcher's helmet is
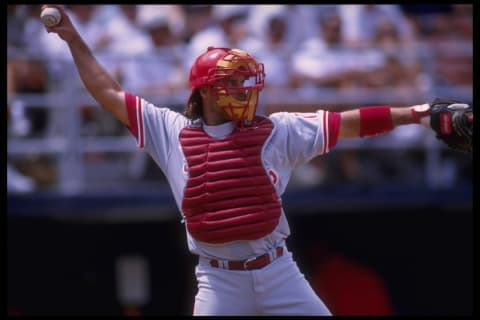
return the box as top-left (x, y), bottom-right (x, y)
top-left (188, 47), bottom-right (265, 122)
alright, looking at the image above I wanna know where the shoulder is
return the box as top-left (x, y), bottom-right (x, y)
top-left (267, 112), bottom-right (290, 126)
top-left (268, 110), bottom-right (328, 126)
top-left (135, 97), bottom-right (190, 127)
top-left (268, 111), bottom-right (304, 123)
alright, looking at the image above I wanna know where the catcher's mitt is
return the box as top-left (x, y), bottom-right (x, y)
top-left (430, 98), bottom-right (473, 153)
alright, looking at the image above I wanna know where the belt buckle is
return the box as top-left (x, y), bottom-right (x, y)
top-left (243, 256), bottom-right (257, 270)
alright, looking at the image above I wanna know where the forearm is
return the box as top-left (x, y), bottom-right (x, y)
top-left (65, 34), bottom-right (128, 125)
top-left (391, 106), bottom-right (429, 128)
top-left (67, 36), bottom-right (121, 110)
top-left (41, 4), bottom-right (128, 125)
top-left (339, 104), bottom-right (431, 139)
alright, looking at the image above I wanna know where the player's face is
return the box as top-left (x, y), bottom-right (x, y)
top-left (202, 70), bottom-right (261, 124)
top-left (215, 74), bottom-right (249, 100)
top-left (200, 86), bottom-right (231, 124)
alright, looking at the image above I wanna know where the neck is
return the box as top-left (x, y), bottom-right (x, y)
top-left (203, 113), bottom-right (230, 126)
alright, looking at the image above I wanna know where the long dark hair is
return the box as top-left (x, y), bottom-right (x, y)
top-left (184, 89), bottom-right (203, 120)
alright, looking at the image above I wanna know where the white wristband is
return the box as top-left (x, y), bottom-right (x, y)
top-left (411, 103), bottom-right (431, 128)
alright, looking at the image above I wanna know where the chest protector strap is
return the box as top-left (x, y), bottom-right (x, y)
top-left (180, 117), bottom-right (281, 244)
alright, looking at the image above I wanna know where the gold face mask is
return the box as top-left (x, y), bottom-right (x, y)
top-left (211, 49), bottom-right (265, 122)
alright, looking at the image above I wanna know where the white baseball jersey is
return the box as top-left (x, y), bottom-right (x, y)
top-left (124, 92), bottom-right (340, 262)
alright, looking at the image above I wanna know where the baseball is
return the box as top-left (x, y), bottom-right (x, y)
top-left (40, 7), bottom-right (62, 27)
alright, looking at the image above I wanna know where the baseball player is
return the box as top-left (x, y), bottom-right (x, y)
top-left (42, 5), bottom-right (472, 316)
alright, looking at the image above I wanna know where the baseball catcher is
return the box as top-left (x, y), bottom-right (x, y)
top-left (427, 98), bottom-right (473, 153)
top-left (42, 4), bottom-right (472, 316)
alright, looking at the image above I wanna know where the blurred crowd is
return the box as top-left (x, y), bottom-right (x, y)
top-left (7, 5), bottom-right (473, 194)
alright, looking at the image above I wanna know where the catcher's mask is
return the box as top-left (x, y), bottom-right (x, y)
top-left (188, 47), bottom-right (265, 123)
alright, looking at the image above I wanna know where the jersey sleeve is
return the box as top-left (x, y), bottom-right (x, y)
top-left (269, 110), bottom-right (340, 167)
top-left (124, 92), bottom-right (188, 171)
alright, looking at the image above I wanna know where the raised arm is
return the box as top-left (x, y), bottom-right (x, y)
top-left (41, 5), bottom-right (129, 126)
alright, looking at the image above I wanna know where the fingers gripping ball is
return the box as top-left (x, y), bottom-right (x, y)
top-left (430, 98), bottom-right (473, 153)
top-left (41, 7), bottom-right (62, 27)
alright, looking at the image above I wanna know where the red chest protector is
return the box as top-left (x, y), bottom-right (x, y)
top-left (179, 117), bottom-right (281, 244)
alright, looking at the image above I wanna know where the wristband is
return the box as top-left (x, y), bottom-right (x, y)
top-left (359, 106), bottom-right (393, 137)
top-left (411, 103), bottom-right (431, 128)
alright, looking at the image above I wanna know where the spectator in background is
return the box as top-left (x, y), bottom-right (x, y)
top-left (8, 5), bottom-right (50, 138)
top-left (242, 5), bottom-right (296, 91)
top-left (34, 5), bottom-right (114, 78)
top-left (421, 4), bottom-right (473, 87)
top-left (66, 5), bottom-right (115, 52)
top-left (399, 4), bottom-right (453, 39)
top-left (180, 5), bottom-right (213, 44)
top-left (276, 5), bottom-right (422, 96)
top-left (120, 5), bottom-right (187, 100)
top-left (338, 5), bottom-right (415, 49)
top-left (246, 5), bottom-right (323, 53)
top-left (184, 5), bottom-right (252, 73)
top-left (100, 5), bottom-right (151, 81)
top-left (7, 5), bottom-right (55, 192)
top-left (26, 5), bottom-right (118, 138)
top-left (290, 9), bottom-right (366, 91)
top-left (363, 18), bottom-right (422, 92)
